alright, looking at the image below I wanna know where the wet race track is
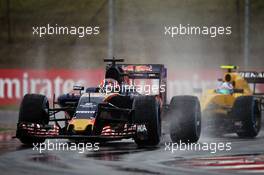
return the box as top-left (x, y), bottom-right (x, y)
top-left (0, 111), bottom-right (264, 175)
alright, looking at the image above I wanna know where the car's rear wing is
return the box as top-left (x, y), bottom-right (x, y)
top-left (118, 64), bottom-right (167, 104)
top-left (239, 71), bottom-right (264, 96)
top-left (104, 57), bottom-right (168, 103)
top-left (239, 71), bottom-right (264, 112)
top-left (117, 64), bottom-right (167, 79)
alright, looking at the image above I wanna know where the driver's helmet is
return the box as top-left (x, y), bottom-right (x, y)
top-left (99, 78), bottom-right (120, 93)
top-left (216, 82), bottom-right (234, 94)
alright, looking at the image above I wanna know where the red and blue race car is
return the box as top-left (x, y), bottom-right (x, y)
top-left (16, 58), bottom-right (201, 147)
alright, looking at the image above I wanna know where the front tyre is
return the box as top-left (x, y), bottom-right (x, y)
top-left (133, 96), bottom-right (161, 147)
top-left (169, 96), bottom-right (201, 143)
top-left (17, 94), bottom-right (49, 145)
top-left (232, 96), bottom-right (261, 138)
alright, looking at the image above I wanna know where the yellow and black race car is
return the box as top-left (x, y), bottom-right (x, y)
top-left (201, 65), bottom-right (263, 138)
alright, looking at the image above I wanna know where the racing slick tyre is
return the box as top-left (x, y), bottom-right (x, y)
top-left (133, 96), bottom-right (161, 147)
top-left (169, 96), bottom-right (201, 143)
top-left (17, 94), bottom-right (49, 145)
top-left (232, 96), bottom-right (261, 138)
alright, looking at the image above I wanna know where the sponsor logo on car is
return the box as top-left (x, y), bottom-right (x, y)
top-left (76, 111), bottom-right (96, 114)
top-left (122, 65), bottom-right (153, 72)
top-left (80, 103), bottom-right (96, 108)
top-left (240, 71), bottom-right (264, 78)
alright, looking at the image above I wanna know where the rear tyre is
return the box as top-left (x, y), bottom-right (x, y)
top-left (133, 96), bottom-right (161, 147)
top-left (169, 96), bottom-right (201, 143)
top-left (17, 94), bottom-right (49, 145)
top-left (232, 96), bottom-right (261, 138)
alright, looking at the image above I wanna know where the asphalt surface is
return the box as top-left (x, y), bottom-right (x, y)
top-left (0, 111), bottom-right (264, 175)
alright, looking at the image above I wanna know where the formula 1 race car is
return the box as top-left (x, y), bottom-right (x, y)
top-left (201, 65), bottom-right (263, 137)
top-left (16, 58), bottom-right (201, 146)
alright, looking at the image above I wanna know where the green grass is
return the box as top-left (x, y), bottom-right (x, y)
top-left (0, 127), bottom-right (13, 132)
top-left (0, 104), bottom-right (19, 111)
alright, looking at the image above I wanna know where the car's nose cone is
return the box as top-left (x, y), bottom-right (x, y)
top-left (69, 119), bottom-right (95, 132)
